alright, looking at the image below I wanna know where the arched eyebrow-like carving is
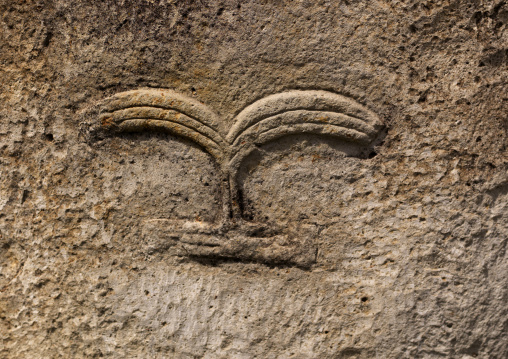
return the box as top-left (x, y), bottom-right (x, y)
top-left (227, 90), bottom-right (382, 144)
top-left (88, 88), bottom-right (386, 263)
top-left (96, 89), bottom-right (227, 162)
top-left (91, 89), bottom-right (383, 163)
top-left (90, 89), bottom-right (385, 175)
top-left (226, 90), bottom-right (383, 172)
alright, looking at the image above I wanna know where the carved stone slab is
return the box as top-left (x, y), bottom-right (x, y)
top-left (84, 89), bottom-right (384, 267)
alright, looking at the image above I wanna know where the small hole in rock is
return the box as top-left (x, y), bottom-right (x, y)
top-left (42, 31), bottom-right (52, 47)
top-left (45, 133), bottom-right (54, 141)
top-left (361, 297), bottom-right (368, 302)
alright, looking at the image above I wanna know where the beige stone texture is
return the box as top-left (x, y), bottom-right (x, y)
top-left (0, 1), bottom-right (507, 358)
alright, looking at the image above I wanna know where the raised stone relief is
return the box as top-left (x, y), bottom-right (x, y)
top-left (84, 89), bottom-right (384, 267)
top-left (4, 3), bottom-right (506, 357)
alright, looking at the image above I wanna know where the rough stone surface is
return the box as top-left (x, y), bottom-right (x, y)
top-left (1, 1), bottom-right (507, 358)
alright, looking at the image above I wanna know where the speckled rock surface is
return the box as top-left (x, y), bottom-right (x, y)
top-left (1, 1), bottom-right (507, 358)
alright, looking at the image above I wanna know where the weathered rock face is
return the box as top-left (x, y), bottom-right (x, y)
top-left (1, 0), bottom-right (507, 358)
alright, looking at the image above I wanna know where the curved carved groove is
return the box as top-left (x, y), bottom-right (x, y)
top-left (100, 89), bottom-right (222, 130)
top-left (95, 89), bottom-right (227, 162)
top-left (231, 110), bottom-right (377, 147)
top-left (227, 90), bottom-right (384, 185)
top-left (116, 119), bottom-right (226, 162)
top-left (225, 90), bottom-right (384, 221)
top-left (99, 107), bottom-right (227, 157)
top-left (226, 90), bottom-right (382, 145)
top-left (228, 123), bottom-right (371, 173)
top-left (92, 89), bottom-right (231, 221)
top-left (100, 107), bottom-right (225, 144)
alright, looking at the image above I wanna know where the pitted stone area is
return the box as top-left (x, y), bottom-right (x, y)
top-left (0, 1), bottom-right (506, 358)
